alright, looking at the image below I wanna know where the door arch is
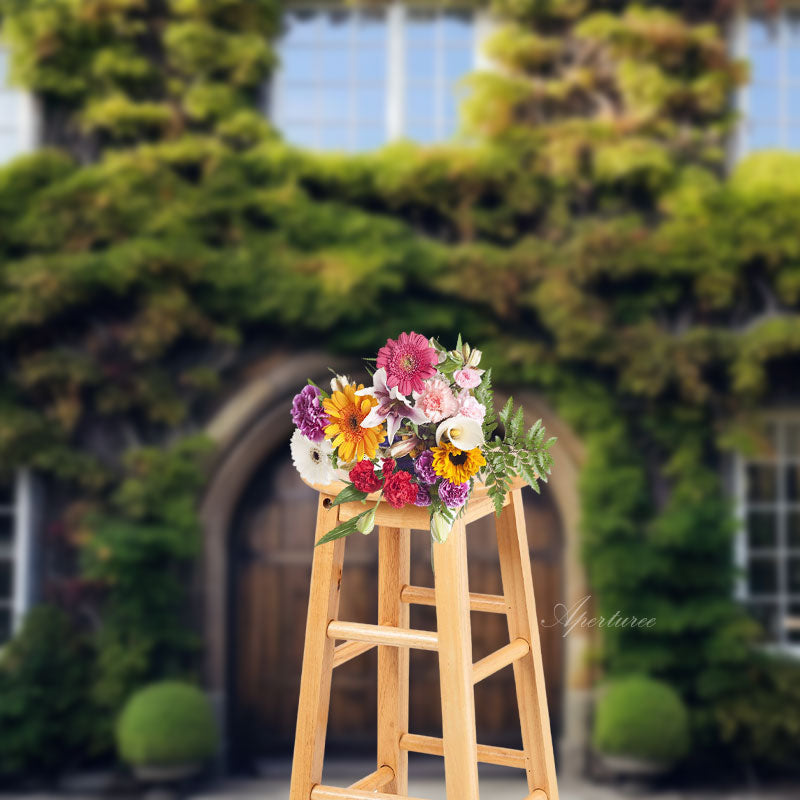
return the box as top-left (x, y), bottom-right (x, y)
top-left (228, 448), bottom-right (565, 767)
top-left (199, 354), bottom-right (588, 771)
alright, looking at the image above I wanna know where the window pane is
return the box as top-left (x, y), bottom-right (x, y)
top-left (407, 10), bottom-right (437, 45)
top-left (444, 47), bottom-right (473, 83)
top-left (0, 92), bottom-right (17, 121)
top-left (748, 600), bottom-right (780, 640)
top-left (406, 84), bottom-right (436, 122)
top-left (319, 48), bottom-right (350, 83)
top-left (0, 482), bottom-right (12, 506)
top-left (787, 11), bottom-right (800, 48)
top-left (747, 464), bottom-right (777, 502)
top-left (749, 84), bottom-right (781, 122)
top-left (789, 510), bottom-right (800, 547)
top-left (0, 561), bottom-right (11, 597)
top-left (0, 607), bottom-right (10, 645)
top-left (356, 48), bottom-right (387, 83)
top-left (784, 422), bottom-right (800, 457)
top-left (355, 125), bottom-right (385, 151)
top-left (788, 601), bottom-right (800, 645)
top-left (747, 509), bottom-right (777, 548)
top-left (283, 10), bottom-right (318, 45)
top-left (749, 555), bottom-right (779, 594)
top-left (320, 10), bottom-right (352, 46)
top-left (355, 87), bottom-right (385, 123)
top-left (788, 557), bottom-right (800, 593)
top-left (788, 49), bottom-right (800, 80)
top-left (406, 120), bottom-right (437, 144)
top-left (750, 49), bottom-right (780, 84)
top-left (319, 125), bottom-right (352, 151)
top-left (358, 11), bottom-right (387, 45)
top-left (0, 515), bottom-right (13, 549)
top-left (786, 465), bottom-right (800, 501)
top-left (442, 11), bottom-right (473, 45)
top-left (749, 16), bottom-right (779, 49)
top-left (407, 47), bottom-right (436, 81)
top-left (322, 87), bottom-right (351, 122)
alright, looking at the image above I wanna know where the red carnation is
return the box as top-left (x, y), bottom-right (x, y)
top-left (381, 458), bottom-right (396, 478)
top-left (383, 470), bottom-right (417, 509)
top-left (349, 459), bottom-right (384, 493)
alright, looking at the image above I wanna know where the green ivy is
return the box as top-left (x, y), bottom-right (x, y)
top-left (0, 0), bottom-right (798, 772)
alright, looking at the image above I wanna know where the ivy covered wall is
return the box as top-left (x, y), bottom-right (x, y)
top-left (0, 0), bottom-right (799, 775)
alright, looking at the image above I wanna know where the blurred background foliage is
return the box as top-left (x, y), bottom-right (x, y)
top-left (0, 0), bottom-right (799, 780)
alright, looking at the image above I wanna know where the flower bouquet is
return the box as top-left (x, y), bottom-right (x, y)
top-left (289, 332), bottom-right (555, 546)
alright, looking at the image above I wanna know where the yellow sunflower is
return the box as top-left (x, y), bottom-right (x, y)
top-left (323, 383), bottom-right (384, 463)
top-left (431, 442), bottom-right (486, 484)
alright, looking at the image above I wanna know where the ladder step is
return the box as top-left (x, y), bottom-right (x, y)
top-left (327, 620), bottom-right (438, 651)
top-left (526, 792), bottom-right (548, 800)
top-left (348, 765), bottom-right (394, 790)
top-left (311, 787), bottom-right (429, 800)
top-left (472, 637), bottom-right (530, 684)
top-left (332, 640), bottom-right (376, 669)
top-left (400, 584), bottom-right (507, 614)
top-left (399, 733), bottom-right (527, 769)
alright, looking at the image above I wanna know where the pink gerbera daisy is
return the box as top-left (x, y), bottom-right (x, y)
top-left (376, 332), bottom-right (438, 395)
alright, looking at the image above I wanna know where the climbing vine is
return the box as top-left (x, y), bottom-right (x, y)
top-left (0, 0), bottom-right (799, 773)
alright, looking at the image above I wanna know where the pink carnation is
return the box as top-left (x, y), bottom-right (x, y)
top-left (457, 392), bottom-right (486, 423)
top-left (454, 367), bottom-right (483, 389)
top-left (415, 377), bottom-right (458, 423)
top-left (376, 332), bottom-right (438, 396)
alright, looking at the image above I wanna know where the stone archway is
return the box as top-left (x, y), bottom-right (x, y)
top-left (198, 354), bottom-right (589, 773)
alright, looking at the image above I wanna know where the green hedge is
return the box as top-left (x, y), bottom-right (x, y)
top-left (593, 675), bottom-right (690, 765)
top-left (116, 681), bottom-right (218, 766)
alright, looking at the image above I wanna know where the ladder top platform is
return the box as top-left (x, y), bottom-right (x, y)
top-left (302, 475), bottom-right (528, 530)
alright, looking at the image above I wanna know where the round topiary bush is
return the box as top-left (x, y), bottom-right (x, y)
top-left (593, 675), bottom-right (690, 766)
top-left (116, 681), bottom-right (218, 767)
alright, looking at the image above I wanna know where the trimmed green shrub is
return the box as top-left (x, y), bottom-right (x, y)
top-left (593, 676), bottom-right (690, 765)
top-left (116, 681), bottom-right (218, 767)
top-left (0, 606), bottom-right (98, 779)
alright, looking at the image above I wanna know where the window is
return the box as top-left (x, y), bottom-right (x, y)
top-left (0, 471), bottom-right (34, 646)
top-left (270, 4), bottom-right (485, 151)
top-left (735, 417), bottom-right (800, 652)
top-left (0, 47), bottom-right (37, 163)
top-left (731, 7), bottom-right (800, 159)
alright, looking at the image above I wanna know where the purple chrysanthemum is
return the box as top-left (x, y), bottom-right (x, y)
top-left (291, 384), bottom-right (329, 442)
top-left (414, 484), bottom-right (432, 507)
top-left (438, 479), bottom-right (470, 509)
top-left (414, 450), bottom-right (437, 485)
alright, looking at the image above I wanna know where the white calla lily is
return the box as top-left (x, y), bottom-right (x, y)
top-left (435, 415), bottom-right (484, 451)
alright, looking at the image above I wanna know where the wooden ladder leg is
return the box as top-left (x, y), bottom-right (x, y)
top-left (433, 518), bottom-right (480, 800)
top-left (496, 489), bottom-right (559, 800)
top-left (377, 526), bottom-right (411, 795)
top-left (289, 496), bottom-right (346, 800)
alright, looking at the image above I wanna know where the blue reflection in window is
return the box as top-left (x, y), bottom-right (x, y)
top-left (273, 7), bottom-right (475, 150)
top-left (749, 121), bottom-right (782, 151)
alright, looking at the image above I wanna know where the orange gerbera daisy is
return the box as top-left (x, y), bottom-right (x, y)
top-left (323, 383), bottom-right (384, 463)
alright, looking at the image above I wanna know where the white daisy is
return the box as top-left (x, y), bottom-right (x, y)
top-left (290, 429), bottom-right (336, 485)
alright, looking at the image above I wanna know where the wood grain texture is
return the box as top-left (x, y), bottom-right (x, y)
top-left (332, 640), bottom-right (376, 669)
top-left (526, 791), bottom-right (548, 800)
top-left (377, 526), bottom-right (410, 795)
top-left (433, 518), bottom-right (480, 800)
top-left (348, 765), bottom-right (394, 791)
top-left (400, 584), bottom-right (507, 614)
top-left (399, 733), bottom-right (527, 769)
top-left (327, 620), bottom-right (438, 651)
top-left (496, 489), bottom-right (559, 800)
top-left (472, 637), bottom-right (530, 684)
top-left (311, 786), bottom-right (428, 800)
top-left (289, 496), bottom-right (346, 800)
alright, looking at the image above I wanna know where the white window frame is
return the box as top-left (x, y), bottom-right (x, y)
top-left (269, 2), bottom-right (494, 150)
top-left (734, 412), bottom-right (800, 657)
top-left (0, 469), bottom-right (35, 643)
top-left (0, 44), bottom-right (40, 160)
top-left (729, 1), bottom-right (800, 163)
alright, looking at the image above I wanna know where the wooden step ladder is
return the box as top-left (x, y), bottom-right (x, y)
top-left (289, 482), bottom-right (559, 800)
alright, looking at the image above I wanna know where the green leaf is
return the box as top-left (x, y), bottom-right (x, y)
top-left (331, 484), bottom-right (369, 506)
top-left (315, 508), bottom-right (374, 546)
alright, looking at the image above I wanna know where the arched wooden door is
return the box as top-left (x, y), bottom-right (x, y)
top-left (229, 448), bottom-right (564, 769)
